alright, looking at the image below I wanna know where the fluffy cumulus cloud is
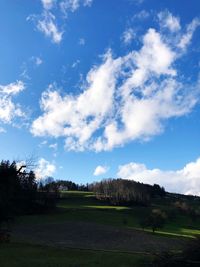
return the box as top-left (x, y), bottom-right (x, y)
top-left (35, 158), bottom-right (56, 180)
top-left (117, 158), bottom-right (200, 196)
top-left (93, 165), bottom-right (108, 176)
top-left (0, 81), bottom-right (25, 125)
top-left (31, 15), bottom-right (200, 151)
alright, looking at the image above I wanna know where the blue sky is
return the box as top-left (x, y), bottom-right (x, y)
top-left (0, 0), bottom-right (200, 195)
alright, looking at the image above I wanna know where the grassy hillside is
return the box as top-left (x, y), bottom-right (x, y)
top-left (17, 191), bottom-right (200, 238)
top-left (1, 191), bottom-right (200, 266)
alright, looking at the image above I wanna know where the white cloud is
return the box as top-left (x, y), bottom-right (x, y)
top-left (83, 0), bottom-right (93, 6)
top-left (16, 161), bottom-right (26, 172)
top-left (30, 56), bottom-right (43, 66)
top-left (0, 127), bottom-right (6, 133)
top-left (122, 28), bottom-right (135, 45)
top-left (35, 57), bottom-right (43, 66)
top-left (117, 158), bottom-right (200, 196)
top-left (35, 158), bottom-right (56, 180)
top-left (60, 0), bottom-right (93, 14)
top-left (31, 51), bottom-right (122, 150)
top-left (49, 143), bottom-right (58, 150)
top-left (60, 0), bottom-right (80, 13)
top-left (93, 165), bottom-right (108, 176)
top-left (178, 18), bottom-right (200, 50)
top-left (41, 0), bottom-right (55, 10)
top-left (0, 81), bottom-right (25, 124)
top-left (158, 10), bottom-right (181, 32)
top-left (31, 17), bottom-right (200, 152)
top-left (72, 59), bottom-right (80, 68)
top-left (0, 80), bottom-right (25, 95)
top-left (39, 140), bottom-right (48, 147)
top-left (29, 0), bottom-right (93, 43)
top-left (36, 11), bottom-right (63, 44)
top-left (133, 10), bottom-right (149, 20)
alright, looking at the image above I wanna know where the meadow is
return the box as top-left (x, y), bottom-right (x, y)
top-left (17, 191), bottom-right (200, 238)
top-left (1, 191), bottom-right (200, 266)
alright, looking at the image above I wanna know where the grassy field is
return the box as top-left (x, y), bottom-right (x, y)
top-left (17, 191), bottom-right (200, 238)
top-left (0, 243), bottom-right (151, 267)
top-left (1, 191), bottom-right (200, 267)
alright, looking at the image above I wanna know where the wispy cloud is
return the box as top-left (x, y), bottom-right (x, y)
top-left (121, 28), bottom-right (135, 45)
top-left (0, 127), bottom-right (6, 133)
top-left (35, 57), bottom-right (43, 66)
top-left (158, 10), bottom-right (181, 32)
top-left (28, 0), bottom-right (93, 44)
top-left (49, 143), bottom-right (58, 150)
top-left (117, 158), bottom-right (200, 196)
top-left (39, 140), bottom-right (48, 147)
top-left (36, 11), bottom-right (63, 44)
top-left (178, 18), bottom-right (200, 50)
top-left (79, 38), bottom-right (85, 45)
top-left (133, 10), bottom-right (149, 20)
top-left (41, 0), bottom-right (55, 10)
top-left (72, 59), bottom-right (80, 68)
top-left (60, 0), bottom-right (93, 14)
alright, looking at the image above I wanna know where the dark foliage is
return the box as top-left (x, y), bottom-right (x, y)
top-left (0, 161), bottom-right (37, 221)
top-left (0, 160), bottom-right (59, 227)
top-left (139, 209), bottom-right (167, 232)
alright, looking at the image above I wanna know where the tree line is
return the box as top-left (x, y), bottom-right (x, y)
top-left (90, 178), bottom-right (165, 206)
top-left (43, 179), bottom-right (89, 192)
top-left (0, 160), bottom-right (60, 239)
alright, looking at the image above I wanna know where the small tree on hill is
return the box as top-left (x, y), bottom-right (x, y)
top-left (141, 209), bottom-right (167, 233)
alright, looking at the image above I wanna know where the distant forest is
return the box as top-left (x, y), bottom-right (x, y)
top-left (90, 179), bottom-right (165, 206)
top-left (0, 159), bottom-right (165, 227)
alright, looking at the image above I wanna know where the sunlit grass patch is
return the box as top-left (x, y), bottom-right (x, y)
top-left (83, 205), bottom-right (131, 210)
top-left (180, 228), bottom-right (200, 235)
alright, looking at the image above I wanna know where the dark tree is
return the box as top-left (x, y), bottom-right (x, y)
top-left (139, 209), bottom-right (167, 232)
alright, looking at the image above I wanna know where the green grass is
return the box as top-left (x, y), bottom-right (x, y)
top-left (16, 191), bottom-right (200, 239)
top-left (58, 191), bottom-right (130, 210)
top-left (0, 243), bottom-right (151, 267)
top-left (3, 191), bottom-right (200, 267)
